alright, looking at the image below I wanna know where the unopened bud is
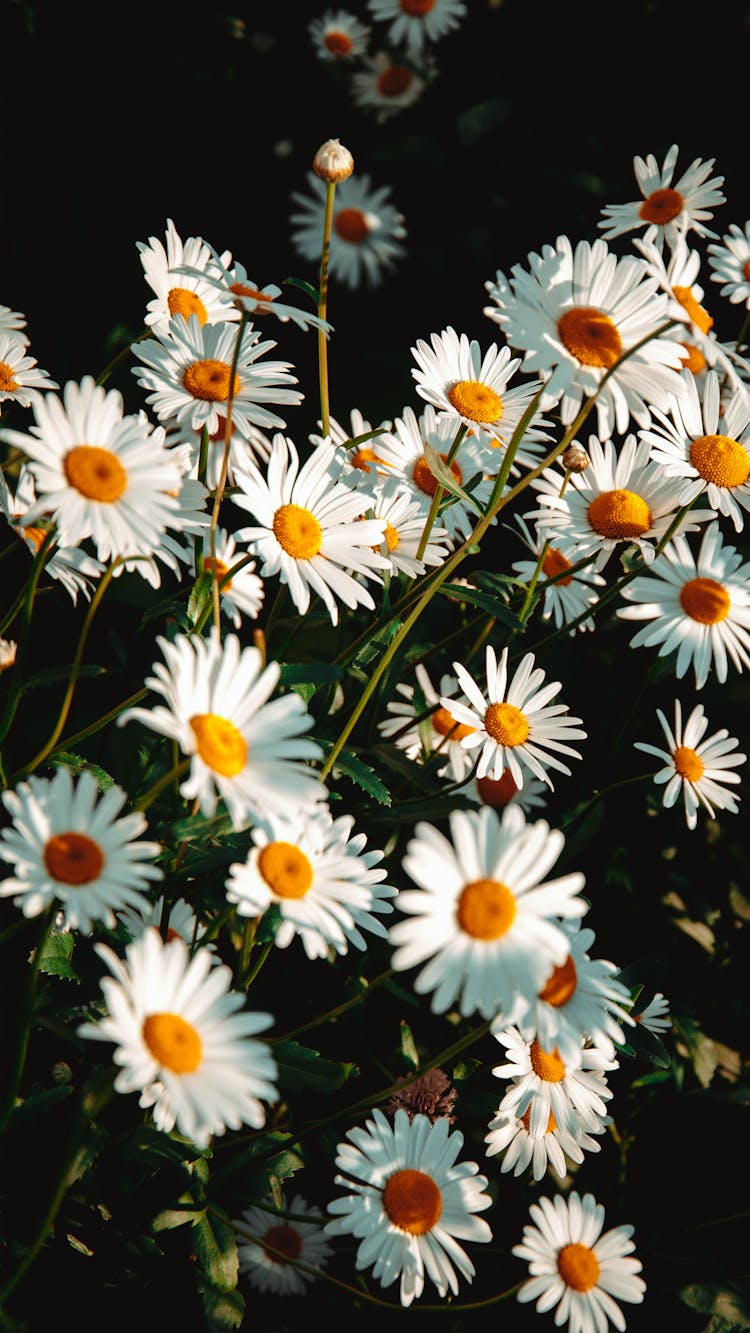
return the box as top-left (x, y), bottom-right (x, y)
top-left (313, 138), bottom-right (354, 183)
top-left (562, 443), bottom-right (590, 473)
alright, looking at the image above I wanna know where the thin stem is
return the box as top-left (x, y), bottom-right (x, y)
top-left (270, 968), bottom-right (395, 1043)
top-left (317, 181), bottom-right (336, 438)
top-left (242, 939), bottom-right (273, 991)
top-left (560, 771), bottom-right (653, 832)
top-left (32, 686), bottom-right (149, 770)
top-left (134, 757), bottom-right (190, 812)
top-left (415, 422), bottom-right (467, 561)
top-left (0, 904), bottom-right (55, 1132)
top-left (95, 328), bottom-right (150, 387)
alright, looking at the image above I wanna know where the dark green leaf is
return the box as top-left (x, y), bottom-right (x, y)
top-left (187, 571), bottom-right (215, 628)
top-left (272, 1040), bottom-right (360, 1094)
top-left (282, 275), bottom-right (319, 307)
top-left (37, 930), bottom-right (79, 982)
top-left (318, 742), bottom-right (391, 806)
top-left (439, 582), bottom-right (522, 629)
top-left (422, 442), bottom-right (483, 515)
top-left (48, 752), bottom-right (116, 791)
top-left (196, 1275), bottom-right (244, 1333)
top-left (399, 1020), bottom-right (419, 1071)
top-left (22, 664), bottom-right (105, 694)
top-left (191, 1210), bottom-right (238, 1291)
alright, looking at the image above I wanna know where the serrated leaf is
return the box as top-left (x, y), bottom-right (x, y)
top-left (272, 1040), bottom-right (359, 1094)
top-left (152, 1204), bottom-right (205, 1231)
top-left (196, 1275), bottom-right (244, 1333)
top-left (191, 1210), bottom-right (238, 1292)
top-left (422, 442), bottom-right (484, 515)
top-left (318, 741), bottom-right (391, 806)
top-left (439, 582), bottom-right (522, 629)
top-left (36, 930), bottom-right (79, 982)
top-left (48, 752), bottom-right (116, 791)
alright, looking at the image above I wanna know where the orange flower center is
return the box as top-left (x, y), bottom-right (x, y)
top-left (476, 770), bottom-right (519, 807)
top-left (401, 0), bottom-right (436, 13)
top-left (229, 282), bottom-right (274, 309)
top-left (672, 285), bottom-right (713, 335)
top-left (382, 1169), bottom-right (442, 1235)
top-left (679, 342), bottom-right (707, 375)
top-left (43, 831), bottom-right (104, 884)
top-left (679, 576), bottom-right (730, 624)
top-left (257, 841), bottom-right (314, 899)
top-left (456, 878), bottom-right (517, 940)
top-left (334, 208), bottom-right (370, 244)
top-left (350, 446), bottom-right (383, 472)
top-left (639, 186), bottom-right (684, 226)
top-left (377, 65), bottom-right (413, 97)
top-left (557, 307), bottom-right (623, 368)
top-left (189, 713), bottom-right (247, 776)
top-left (673, 745), bottom-right (705, 781)
top-left (484, 701), bottom-right (530, 747)
top-left (324, 29), bottom-right (353, 56)
top-left (412, 452), bottom-right (462, 497)
top-left (587, 488), bottom-right (652, 538)
top-left (167, 287), bottom-right (208, 325)
top-left (142, 1012), bottom-right (202, 1073)
top-left (690, 434), bottom-right (750, 489)
top-left (447, 379), bottom-right (503, 424)
top-left (272, 503), bottom-right (323, 558)
top-left (520, 1105), bottom-right (557, 1134)
top-left (557, 1242), bottom-right (600, 1292)
top-left (538, 955), bottom-right (578, 1007)
top-left (432, 706), bottom-right (475, 741)
top-left (542, 547), bottom-right (573, 586)
top-left (743, 259), bottom-right (750, 283)
top-left (0, 360), bottom-right (19, 393)
top-left (203, 556), bottom-right (232, 590)
top-left (529, 1040), bottom-right (566, 1082)
top-left (263, 1224), bottom-right (302, 1264)
top-left (63, 445), bottom-right (127, 502)
top-left (183, 359), bottom-right (240, 402)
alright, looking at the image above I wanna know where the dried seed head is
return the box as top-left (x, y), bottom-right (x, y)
top-left (313, 138), bottom-right (354, 183)
top-left (384, 1068), bottom-right (458, 1124)
top-left (562, 442), bottom-right (590, 473)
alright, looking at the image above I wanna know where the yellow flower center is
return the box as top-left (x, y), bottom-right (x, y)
top-left (189, 713), bottom-right (247, 776)
top-left (63, 445), bottom-right (127, 503)
top-left (350, 446), bottom-right (384, 473)
top-left (476, 769), bottom-right (519, 807)
top-left (382, 1169), bottom-right (442, 1235)
top-left (639, 186), bottom-right (684, 226)
top-left (324, 29), bottom-right (353, 56)
top-left (380, 521), bottom-right (400, 552)
top-left (432, 706), bottom-right (475, 741)
top-left (673, 745), bottom-right (705, 781)
top-left (401, 0), bottom-right (436, 13)
top-left (690, 433), bottom-right (750, 489)
top-left (167, 287), bottom-right (208, 325)
top-left (538, 955), bottom-right (578, 1007)
top-left (203, 556), bottom-right (232, 591)
top-left (0, 360), bottom-right (19, 393)
top-left (679, 576), bottom-right (730, 624)
top-left (680, 342), bottom-right (707, 375)
top-left (542, 547), bottom-right (573, 586)
top-left (456, 878), bottom-right (517, 940)
top-left (557, 307), bottom-right (623, 368)
top-left (672, 285), bottom-right (713, 334)
top-left (257, 841), bottom-right (314, 899)
top-left (272, 503), bottom-right (323, 559)
top-left (43, 831), bottom-right (104, 885)
top-left (557, 1242), bottom-right (601, 1292)
top-left (263, 1224), bottom-right (302, 1264)
top-left (520, 1105), bottom-right (557, 1134)
top-left (484, 701), bottom-right (530, 747)
top-left (587, 488), bottom-right (652, 538)
top-left (142, 1012), bottom-right (202, 1074)
top-left (334, 207), bottom-right (370, 244)
top-left (182, 359), bottom-right (240, 402)
top-left (529, 1040), bottom-right (566, 1082)
top-left (446, 379), bottom-right (503, 424)
top-left (412, 452), bottom-right (462, 497)
top-left (377, 65), bottom-right (413, 96)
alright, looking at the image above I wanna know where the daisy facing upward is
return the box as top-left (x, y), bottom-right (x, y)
top-left (597, 142), bottom-right (725, 251)
top-left (634, 699), bottom-right (746, 830)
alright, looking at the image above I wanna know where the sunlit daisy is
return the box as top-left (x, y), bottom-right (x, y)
top-left (630, 991), bottom-right (672, 1035)
top-left (290, 171), bottom-right (407, 290)
top-left (617, 521), bottom-right (750, 689)
top-left (485, 1097), bottom-right (609, 1182)
top-left (326, 1107), bottom-right (492, 1307)
top-left (0, 332), bottom-right (58, 413)
top-left (377, 663), bottom-right (481, 783)
top-left (78, 930), bottom-right (278, 1148)
top-left (634, 698), bottom-right (745, 830)
top-left (363, 475), bottom-right (450, 579)
top-left (113, 469), bottom-right (210, 590)
top-left (131, 314), bottom-right (303, 439)
top-left (641, 369), bottom-right (750, 533)
top-left (308, 405), bottom-right (395, 481)
top-left (176, 247), bottom-right (333, 335)
top-left (389, 803), bottom-right (587, 1020)
top-left (0, 767), bottom-right (162, 933)
top-left (513, 1191), bottom-right (646, 1333)
top-left (0, 464), bottom-right (104, 602)
top-left (511, 515), bottom-right (606, 633)
top-left (484, 234), bottom-right (687, 435)
top-left (309, 8), bottom-right (371, 60)
top-left (192, 526), bottom-right (264, 627)
top-left (137, 217), bottom-right (239, 336)
top-left (444, 644), bottom-right (586, 789)
top-left (707, 221), bottom-right (750, 309)
top-left (351, 51), bottom-right (430, 123)
top-left (230, 434), bottom-right (389, 625)
top-left (235, 1194), bottom-right (333, 1296)
top-left (491, 1026), bottom-right (617, 1139)
top-left (117, 895), bottom-right (214, 953)
top-left (598, 142), bottom-right (725, 250)
top-left (119, 631), bottom-right (325, 830)
top-left (366, 0), bottom-right (467, 58)
top-left (225, 804), bottom-right (395, 960)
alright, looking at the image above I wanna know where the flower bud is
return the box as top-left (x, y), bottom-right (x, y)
top-left (313, 138), bottom-right (354, 183)
top-left (562, 442), bottom-right (590, 473)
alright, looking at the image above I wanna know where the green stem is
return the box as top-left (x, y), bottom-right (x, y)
top-left (0, 904), bottom-right (55, 1132)
top-left (415, 423), bottom-right (468, 561)
top-left (95, 328), bottom-right (150, 387)
top-left (317, 182), bottom-right (336, 438)
top-left (242, 939), bottom-right (273, 991)
top-left (134, 757), bottom-right (190, 812)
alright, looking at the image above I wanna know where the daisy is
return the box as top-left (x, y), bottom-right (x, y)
top-left (117, 895), bottom-right (214, 953)
top-left (388, 803), bottom-right (587, 1021)
top-left (174, 414), bottom-right (273, 491)
top-left (707, 221), bottom-right (750, 309)
top-left (118, 631), bottom-right (326, 830)
top-left (308, 405), bottom-right (395, 480)
top-left (366, 0), bottom-right (467, 58)
top-left (351, 51), bottom-right (430, 123)
top-left (1, 377), bottom-right (185, 563)
top-left (377, 663), bottom-right (483, 784)
top-left (0, 766), bottom-right (162, 933)
top-left (78, 930), bottom-right (279, 1148)
top-left (530, 432), bottom-right (713, 573)
top-left (234, 1194), bottom-right (333, 1296)
top-left (0, 464), bottom-right (104, 603)
top-left (290, 171), bottom-right (407, 290)
top-left (131, 314), bottom-right (303, 440)
top-left (485, 1098), bottom-right (609, 1182)
top-left (634, 699), bottom-right (746, 830)
top-left (443, 644), bottom-right (586, 790)
top-left (617, 521), bottom-right (750, 689)
top-left (137, 217), bottom-right (239, 336)
top-left (114, 469), bottom-right (211, 591)
top-left (224, 804), bottom-right (396, 961)
top-left (456, 766), bottom-right (549, 815)
top-left (511, 515), bottom-right (606, 633)
top-left (484, 234), bottom-right (688, 436)
top-left (175, 247), bottom-right (334, 335)
top-left (326, 1107), bottom-right (492, 1307)
top-left (230, 434), bottom-right (389, 625)
top-left (641, 369), bottom-right (750, 533)
top-left (630, 991), bottom-right (672, 1035)
top-left (0, 331), bottom-right (58, 413)
top-left (309, 8), bottom-right (371, 60)
top-left (491, 1026), bottom-right (617, 1139)
top-left (513, 1192), bottom-right (646, 1333)
top-left (361, 475), bottom-right (451, 579)
top-left (193, 526), bottom-right (264, 627)
top-left (598, 142), bottom-right (725, 250)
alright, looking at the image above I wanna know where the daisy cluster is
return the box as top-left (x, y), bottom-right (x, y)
top-left (0, 133), bottom-right (748, 1333)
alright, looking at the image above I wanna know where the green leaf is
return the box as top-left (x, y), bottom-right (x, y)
top-left (9, 1082), bottom-right (74, 1126)
top-left (48, 752), bottom-right (116, 792)
top-left (36, 930), bottom-right (79, 982)
top-left (187, 571), bottom-right (214, 628)
top-left (439, 582), bottom-right (522, 629)
top-left (22, 664), bottom-right (105, 694)
top-left (191, 1210), bottom-right (238, 1292)
top-left (152, 1204), bottom-right (205, 1231)
top-left (196, 1275), bottom-right (244, 1333)
top-left (399, 1020), bottom-right (419, 1071)
top-left (282, 274), bottom-right (319, 307)
top-left (254, 903), bottom-right (282, 943)
top-left (318, 741), bottom-right (391, 806)
top-left (680, 1282), bottom-right (750, 1327)
top-left (163, 809), bottom-right (235, 843)
top-left (279, 661), bottom-right (343, 704)
top-left (272, 1040), bottom-right (360, 1094)
top-left (422, 442), bottom-right (484, 515)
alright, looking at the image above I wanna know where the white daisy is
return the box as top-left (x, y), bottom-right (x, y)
top-left (598, 142), bottom-right (725, 249)
top-left (326, 1107), bottom-right (492, 1307)
top-left (225, 804), bottom-right (395, 961)
top-left (309, 8), bottom-right (371, 60)
top-left (192, 526), bottom-right (264, 627)
top-left (0, 332), bottom-right (58, 413)
top-left (364, 475), bottom-right (450, 579)
top-left (137, 217), bottom-right (239, 336)
top-left (389, 803), bottom-right (587, 1021)
top-left (617, 521), bottom-right (750, 689)
top-left (377, 663), bottom-right (480, 783)
top-left (78, 930), bottom-right (279, 1148)
top-left (485, 1098), bottom-right (609, 1182)
top-left (484, 234), bottom-right (688, 436)
top-left (641, 369), bottom-right (750, 533)
top-left (172, 413), bottom-right (273, 490)
top-left (0, 377), bottom-right (185, 563)
top-left (119, 631), bottom-right (326, 830)
top-left (630, 991), bottom-right (672, 1035)
top-left (0, 464), bottom-right (104, 603)
top-left (707, 220), bottom-right (750, 309)
top-left (131, 314), bottom-right (303, 439)
top-left (230, 434), bottom-right (389, 625)
top-left (308, 405), bottom-right (395, 482)
top-left (235, 1193), bottom-right (333, 1296)
top-left (491, 1026), bottom-right (617, 1139)
top-left (0, 304), bottom-right (28, 341)
top-left (513, 1191), bottom-right (646, 1333)
top-left (456, 766), bottom-right (549, 815)
top-left (117, 895), bottom-right (214, 953)
top-left (290, 171), bottom-right (407, 290)
top-left (351, 51), bottom-right (430, 123)
top-left (175, 247), bottom-right (334, 335)
top-left (529, 432), bottom-right (712, 573)
top-left (113, 469), bottom-right (211, 591)
top-left (444, 644), bottom-right (586, 790)
top-left (366, 0), bottom-right (467, 58)
top-left (511, 515), bottom-right (606, 633)
top-left (0, 766), bottom-right (162, 933)
top-left (634, 698), bottom-right (746, 830)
